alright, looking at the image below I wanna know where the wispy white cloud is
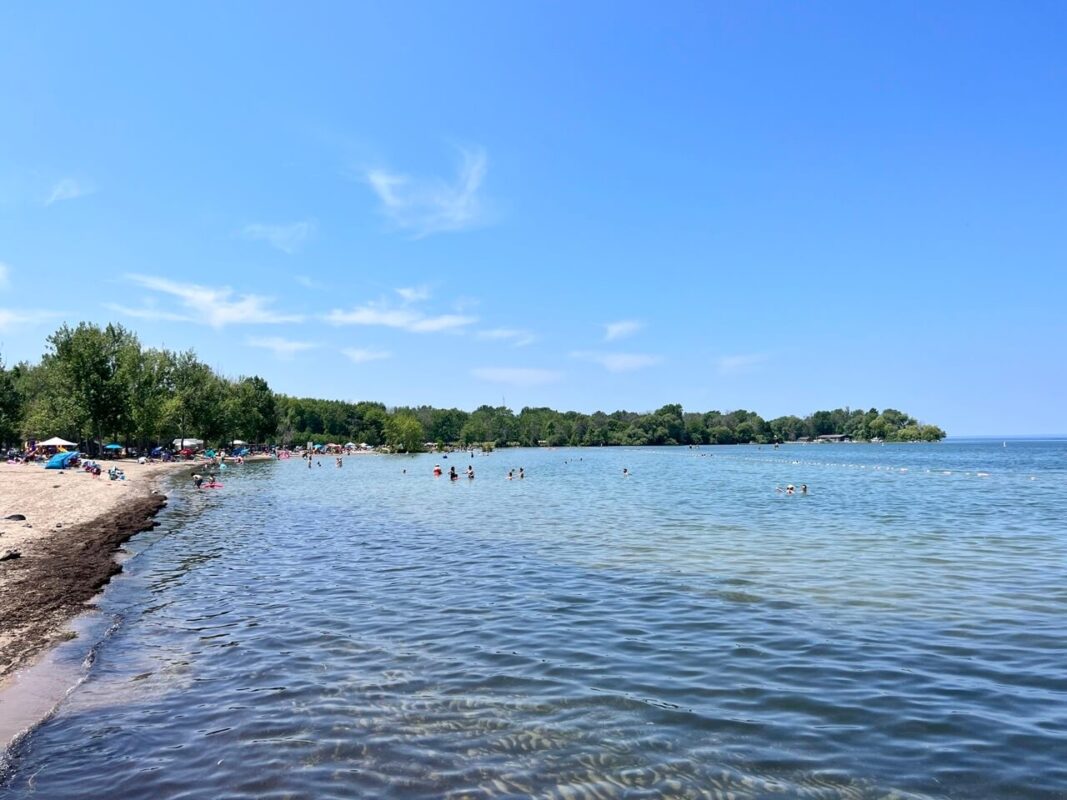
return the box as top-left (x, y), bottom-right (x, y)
top-left (105, 304), bottom-right (194, 323)
top-left (716, 353), bottom-right (767, 375)
top-left (471, 367), bottom-right (562, 387)
top-left (341, 347), bottom-right (392, 364)
top-left (476, 328), bottom-right (537, 347)
top-left (396, 285), bottom-right (431, 303)
top-left (246, 336), bottom-right (318, 360)
top-left (325, 302), bottom-right (476, 333)
top-left (241, 220), bottom-right (315, 254)
top-left (571, 351), bottom-right (663, 373)
top-left (366, 147), bottom-right (488, 237)
top-left (0, 261), bottom-right (10, 290)
top-left (603, 320), bottom-right (644, 342)
top-left (45, 178), bottom-right (94, 206)
top-left (0, 308), bottom-right (61, 330)
top-left (115, 274), bottom-right (304, 328)
top-left (294, 275), bottom-right (326, 290)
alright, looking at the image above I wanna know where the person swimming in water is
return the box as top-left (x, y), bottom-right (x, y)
top-left (466, 465), bottom-right (474, 479)
top-left (449, 466), bottom-right (459, 481)
top-left (800, 484), bottom-right (808, 494)
top-left (192, 472), bottom-right (203, 489)
top-left (433, 464), bottom-right (442, 476)
top-left (518, 467), bottom-right (525, 479)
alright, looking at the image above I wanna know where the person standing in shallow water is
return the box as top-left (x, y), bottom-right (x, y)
top-left (449, 466), bottom-right (458, 481)
top-left (467, 465), bottom-right (474, 479)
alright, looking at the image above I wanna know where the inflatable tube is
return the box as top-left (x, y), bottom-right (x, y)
top-left (201, 482), bottom-right (224, 489)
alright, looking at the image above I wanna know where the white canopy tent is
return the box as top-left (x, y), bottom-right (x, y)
top-left (172, 438), bottom-right (204, 449)
top-left (38, 437), bottom-right (77, 447)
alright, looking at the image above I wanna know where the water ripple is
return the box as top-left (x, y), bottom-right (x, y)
top-left (3, 442), bottom-right (1067, 799)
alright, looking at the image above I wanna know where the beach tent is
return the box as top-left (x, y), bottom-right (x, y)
top-left (172, 438), bottom-right (204, 449)
top-left (232, 440), bottom-right (247, 446)
top-left (45, 451), bottom-right (79, 469)
top-left (39, 436), bottom-right (77, 448)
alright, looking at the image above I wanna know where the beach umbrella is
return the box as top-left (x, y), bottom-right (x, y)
top-left (105, 443), bottom-right (123, 450)
top-left (39, 436), bottom-right (77, 447)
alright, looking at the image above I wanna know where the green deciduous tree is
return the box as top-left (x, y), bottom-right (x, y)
top-left (384, 413), bottom-right (425, 452)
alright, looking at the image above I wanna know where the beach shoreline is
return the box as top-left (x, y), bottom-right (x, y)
top-left (0, 460), bottom-right (189, 683)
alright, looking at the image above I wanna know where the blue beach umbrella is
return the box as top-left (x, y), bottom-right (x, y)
top-left (104, 443), bottom-right (123, 450)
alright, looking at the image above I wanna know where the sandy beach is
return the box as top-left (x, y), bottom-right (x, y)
top-left (0, 460), bottom-right (188, 681)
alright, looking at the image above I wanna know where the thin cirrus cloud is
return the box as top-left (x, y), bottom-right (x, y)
top-left (471, 367), bottom-right (562, 387)
top-left (246, 336), bottom-right (318, 360)
top-left (0, 308), bottom-right (61, 330)
top-left (45, 178), bottom-right (94, 206)
top-left (571, 351), bottom-right (663, 373)
top-left (716, 353), bottom-right (768, 374)
top-left (476, 328), bottom-right (537, 347)
top-left (603, 320), bottom-right (644, 342)
top-left (0, 261), bottom-right (10, 290)
top-left (110, 274), bottom-right (304, 328)
top-left (341, 347), bottom-right (392, 364)
top-left (295, 275), bottom-right (326, 290)
top-left (365, 147), bottom-right (488, 237)
top-left (325, 302), bottom-right (476, 333)
top-left (396, 285), bottom-right (431, 303)
top-left (241, 220), bottom-right (315, 254)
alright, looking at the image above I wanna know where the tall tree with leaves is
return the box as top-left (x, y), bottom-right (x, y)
top-left (46, 323), bottom-right (139, 452)
top-left (226, 376), bottom-right (277, 444)
top-left (0, 358), bottom-right (24, 447)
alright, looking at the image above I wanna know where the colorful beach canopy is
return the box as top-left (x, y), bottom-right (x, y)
top-left (45, 451), bottom-right (79, 469)
top-left (39, 436), bottom-right (77, 447)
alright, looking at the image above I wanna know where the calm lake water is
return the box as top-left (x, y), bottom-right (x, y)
top-left (2, 441), bottom-right (1066, 799)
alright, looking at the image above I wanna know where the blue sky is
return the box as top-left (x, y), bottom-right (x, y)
top-left (1, 2), bottom-right (1064, 435)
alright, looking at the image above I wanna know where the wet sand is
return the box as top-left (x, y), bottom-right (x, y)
top-left (0, 461), bottom-right (187, 680)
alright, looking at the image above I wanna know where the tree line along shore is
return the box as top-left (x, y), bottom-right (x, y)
top-left (0, 322), bottom-right (946, 456)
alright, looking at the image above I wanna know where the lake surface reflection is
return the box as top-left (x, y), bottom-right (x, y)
top-left (3, 441), bottom-right (1066, 798)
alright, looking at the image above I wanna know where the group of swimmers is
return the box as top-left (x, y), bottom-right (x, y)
top-left (776, 483), bottom-right (808, 495)
top-left (190, 472), bottom-right (219, 489)
top-left (431, 464), bottom-right (527, 480)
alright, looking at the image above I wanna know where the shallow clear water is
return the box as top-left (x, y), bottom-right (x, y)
top-left (3, 441), bottom-right (1066, 799)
